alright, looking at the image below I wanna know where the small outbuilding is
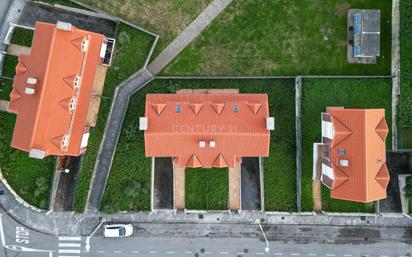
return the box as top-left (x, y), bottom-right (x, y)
top-left (347, 9), bottom-right (381, 63)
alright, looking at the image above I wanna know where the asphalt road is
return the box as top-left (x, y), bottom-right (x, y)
top-left (0, 209), bottom-right (411, 257)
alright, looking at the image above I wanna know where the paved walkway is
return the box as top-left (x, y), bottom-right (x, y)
top-left (85, 68), bottom-right (154, 213)
top-left (147, 0), bottom-right (233, 75)
top-left (85, 0), bottom-right (233, 213)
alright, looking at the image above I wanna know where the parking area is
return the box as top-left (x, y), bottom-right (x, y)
top-left (152, 157), bottom-right (173, 210)
top-left (18, 1), bottom-right (116, 37)
top-left (241, 157), bottom-right (262, 210)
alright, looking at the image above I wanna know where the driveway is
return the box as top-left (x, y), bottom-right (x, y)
top-left (153, 157), bottom-right (173, 209)
top-left (18, 1), bottom-right (116, 37)
top-left (241, 157), bottom-right (261, 210)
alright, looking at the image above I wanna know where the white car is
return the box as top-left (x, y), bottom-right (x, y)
top-left (103, 224), bottom-right (133, 238)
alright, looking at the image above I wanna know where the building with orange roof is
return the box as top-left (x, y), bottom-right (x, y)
top-left (313, 107), bottom-right (390, 203)
top-left (8, 21), bottom-right (114, 159)
top-left (140, 90), bottom-right (275, 210)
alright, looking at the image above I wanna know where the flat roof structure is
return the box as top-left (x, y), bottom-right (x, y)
top-left (352, 9), bottom-right (380, 57)
top-left (142, 93), bottom-right (273, 168)
top-left (8, 21), bottom-right (112, 158)
top-left (314, 107), bottom-right (389, 203)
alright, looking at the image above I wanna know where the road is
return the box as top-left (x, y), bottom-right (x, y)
top-left (0, 209), bottom-right (411, 257)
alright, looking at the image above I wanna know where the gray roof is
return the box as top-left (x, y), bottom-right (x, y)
top-left (353, 9), bottom-right (381, 57)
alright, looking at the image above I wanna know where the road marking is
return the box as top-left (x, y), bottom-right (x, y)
top-left (149, 251), bottom-right (158, 254)
top-left (237, 253), bottom-right (246, 255)
top-left (131, 250), bottom-right (140, 253)
top-left (256, 253), bottom-right (265, 255)
top-left (185, 251), bottom-right (192, 254)
top-left (308, 254), bottom-right (317, 256)
top-left (219, 251), bottom-right (229, 255)
top-left (58, 249), bottom-right (81, 254)
top-left (113, 250), bottom-right (122, 254)
top-left (205, 251), bottom-right (212, 254)
top-left (57, 256), bottom-right (80, 257)
top-left (291, 254), bottom-right (301, 256)
top-left (166, 251), bottom-right (175, 254)
top-left (344, 255), bottom-right (352, 257)
top-left (381, 255), bottom-right (389, 257)
top-left (98, 250), bottom-right (106, 253)
top-left (274, 253), bottom-right (283, 256)
top-left (58, 243), bottom-right (81, 248)
top-left (59, 236), bottom-right (81, 241)
top-left (0, 215), bottom-right (6, 246)
top-left (326, 254), bottom-right (336, 257)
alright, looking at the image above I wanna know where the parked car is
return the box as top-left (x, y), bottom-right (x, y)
top-left (103, 224), bottom-right (133, 238)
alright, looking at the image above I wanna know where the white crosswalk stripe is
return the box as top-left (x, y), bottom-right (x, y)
top-left (58, 236), bottom-right (82, 257)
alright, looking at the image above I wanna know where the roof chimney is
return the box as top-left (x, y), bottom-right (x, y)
top-left (139, 117), bottom-right (148, 130)
top-left (199, 141), bottom-right (206, 148)
top-left (209, 141), bottom-right (216, 148)
top-left (266, 117), bottom-right (275, 130)
top-left (24, 87), bottom-right (35, 95)
top-left (26, 77), bottom-right (38, 85)
top-left (56, 21), bottom-right (72, 31)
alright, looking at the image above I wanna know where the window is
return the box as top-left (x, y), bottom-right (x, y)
top-left (176, 104), bottom-right (181, 113)
top-left (338, 149), bottom-right (346, 155)
top-left (233, 104), bottom-right (239, 113)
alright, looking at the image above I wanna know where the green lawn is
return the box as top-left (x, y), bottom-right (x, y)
top-left (301, 78), bottom-right (392, 213)
top-left (163, 0), bottom-right (391, 76)
top-left (1, 55), bottom-right (18, 78)
top-left (0, 79), bottom-right (13, 101)
top-left (102, 79), bottom-right (296, 212)
top-left (81, 0), bottom-right (212, 58)
top-left (74, 23), bottom-right (155, 212)
top-left (10, 28), bottom-right (34, 47)
top-left (0, 112), bottom-right (54, 209)
top-left (186, 168), bottom-right (228, 210)
top-left (398, 0), bottom-right (412, 128)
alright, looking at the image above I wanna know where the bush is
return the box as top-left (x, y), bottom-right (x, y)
top-left (405, 176), bottom-right (412, 198)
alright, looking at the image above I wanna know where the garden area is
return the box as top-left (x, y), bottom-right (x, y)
top-left (80, 0), bottom-right (212, 58)
top-left (162, 0), bottom-right (392, 76)
top-left (301, 78), bottom-right (392, 213)
top-left (100, 78), bottom-right (296, 212)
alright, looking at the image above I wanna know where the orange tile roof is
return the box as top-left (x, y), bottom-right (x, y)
top-left (144, 94), bottom-right (271, 168)
top-left (8, 22), bottom-right (106, 157)
top-left (328, 108), bottom-right (389, 203)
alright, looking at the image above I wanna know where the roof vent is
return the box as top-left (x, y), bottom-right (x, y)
top-left (266, 117), bottom-right (275, 130)
top-left (81, 38), bottom-right (90, 52)
top-left (29, 149), bottom-right (45, 159)
top-left (233, 104), bottom-right (239, 113)
top-left (56, 21), bottom-right (72, 31)
top-left (339, 159), bottom-right (349, 167)
top-left (26, 77), bottom-right (38, 85)
top-left (199, 141), bottom-right (206, 148)
top-left (74, 75), bottom-right (81, 89)
top-left (209, 141), bottom-right (216, 148)
top-left (24, 87), bottom-right (35, 95)
top-left (139, 117), bottom-right (148, 130)
top-left (176, 104), bottom-right (181, 113)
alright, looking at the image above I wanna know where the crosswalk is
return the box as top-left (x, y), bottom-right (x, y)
top-left (58, 236), bottom-right (82, 257)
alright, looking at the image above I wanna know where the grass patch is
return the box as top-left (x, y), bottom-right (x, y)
top-left (163, 0), bottom-right (391, 76)
top-left (186, 168), bottom-right (228, 210)
top-left (81, 0), bottom-right (212, 58)
top-left (0, 79), bottom-right (13, 101)
top-left (73, 23), bottom-right (154, 212)
top-left (301, 78), bottom-right (392, 213)
top-left (398, 0), bottom-right (412, 128)
top-left (102, 78), bottom-right (296, 212)
top-left (10, 27), bottom-right (34, 47)
top-left (2, 55), bottom-right (18, 78)
top-left (0, 112), bottom-right (54, 209)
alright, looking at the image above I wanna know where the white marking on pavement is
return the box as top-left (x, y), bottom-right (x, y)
top-left (149, 251), bottom-right (158, 254)
top-left (256, 253), bottom-right (265, 255)
top-left (57, 256), bottom-right (80, 257)
top-left (59, 236), bottom-right (81, 241)
top-left (131, 250), bottom-right (140, 253)
top-left (326, 254), bottom-right (336, 257)
top-left (58, 243), bottom-right (81, 248)
top-left (237, 253), bottom-right (245, 255)
top-left (205, 251), bottom-right (212, 254)
top-left (166, 251), bottom-right (175, 254)
top-left (308, 254), bottom-right (317, 256)
top-left (220, 252), bottom-right (229, 255)
top-left (344, 255), bottom-right (352, 257)
top-left (274, 253), bottom-right (283, 256)
top-left (58, 249), bottom-right (81, 254)
top-left (185, 251), bottom-right (192, 254)
top-left (98, 250), bottom-right (106, 253)
top-left (0, 215), bottom-right (6, 246)
top-left (291, 254), bottom-right (301, 256)
top-left (113, 250), bottom-right (122, 253)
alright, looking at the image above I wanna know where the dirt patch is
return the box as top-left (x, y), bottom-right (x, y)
top-left (334, 2), bottom-right (351, 17)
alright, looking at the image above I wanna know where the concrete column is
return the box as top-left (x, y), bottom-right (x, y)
top-left (228, 164), bottom-right (241, 210)
top-left (174, 166), bottom-right (185, 210)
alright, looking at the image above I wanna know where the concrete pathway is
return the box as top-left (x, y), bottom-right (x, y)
top-left (85, 0), bottom-right (233, 213)
top-left (147, 0), bottom-right (233, 75)
top-left (85, 69), bottom-right (154, 213)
